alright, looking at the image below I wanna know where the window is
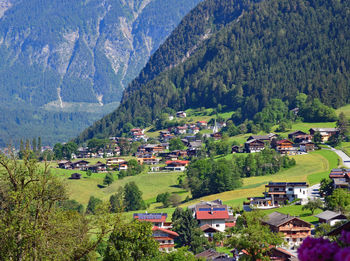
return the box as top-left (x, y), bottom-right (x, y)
top-left (216, 224), bottom-right (220, 227)
top-left (303, 191), bottom-right (305, 194)
top-left (288, 188), bottom-right (293, 191)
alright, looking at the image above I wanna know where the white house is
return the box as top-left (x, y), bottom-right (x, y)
top-left (194, 205), bottom-right (229, 232)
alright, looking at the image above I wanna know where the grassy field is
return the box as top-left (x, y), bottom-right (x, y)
top-left (51, 168), bottom-right (188, 206)
top-left (53, 148), bottom-right (337, 220)
top-left (336, 104), bottom-right (350, 119)
top-left (180, 150), bottom-right (336, 209)
top-left (261, 205), bottom-right (323, 224)
top-left (337, 142), bottom-right (350, 157)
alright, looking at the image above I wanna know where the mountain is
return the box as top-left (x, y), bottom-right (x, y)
top-left (0, 0), bottom-right (203, 146)
top-left (76, 0), bottom-right (350, 143)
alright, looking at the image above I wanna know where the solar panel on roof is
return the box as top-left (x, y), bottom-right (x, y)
top-left (138, 213), bottom-right (163, 220)
top-left (213, 208), bottom-right (226, 211)
top-left (199, 208), bottom-right (211, 211)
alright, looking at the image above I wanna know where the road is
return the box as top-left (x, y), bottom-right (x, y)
top-left (326, 146), bottom-right (350, 168)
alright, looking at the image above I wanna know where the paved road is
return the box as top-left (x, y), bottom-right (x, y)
top-left (326, 146), bottom-right (350, 168)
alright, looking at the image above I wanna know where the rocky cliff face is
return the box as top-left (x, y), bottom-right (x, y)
top-left (0, 0), bottom-right (203, 146)
top-left (0, 0), bottom-right (202, 107)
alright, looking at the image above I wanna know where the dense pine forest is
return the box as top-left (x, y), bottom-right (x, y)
top-left (76, 0), bottom-right (350, 143)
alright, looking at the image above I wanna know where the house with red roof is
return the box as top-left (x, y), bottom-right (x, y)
top-left (152, 226), bottom-right (179, 253)
top-left (165, 160), bottom-right (190, 171)
top-left (175, 126), bottom-right (188, 135)
top-left (197, 121), bottom-right (208, 128)
top-left (276, 139), bottom-right (297, 155)
top-left (195, 205), bottom-right (229, 232)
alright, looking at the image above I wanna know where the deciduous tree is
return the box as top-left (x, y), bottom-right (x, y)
top-left (103, 220), bottom-right (159, 261)
top-left (226, 212), bottom-right (284, 261)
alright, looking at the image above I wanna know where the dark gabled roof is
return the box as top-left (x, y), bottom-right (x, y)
top-left (200, 224), bottom-right (221, 233)
top-left (314, 210), bottom-right (347, 221)
top-left (266, 182), bottom-right (308, 187)
top-left (73, 160), bottom-right (90, 164)
top-left (245, 139), bottom-right (265, 144)
top-left (263, 212), bottom-right (311, 227)
top-left (289, 130), bottom-right (307, 136)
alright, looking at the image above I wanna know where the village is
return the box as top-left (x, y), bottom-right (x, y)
top-left (44, 109), bottom-right (350, 260)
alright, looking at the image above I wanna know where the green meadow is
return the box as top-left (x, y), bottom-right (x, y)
top-left (49, 149), bottom-right (338, 222)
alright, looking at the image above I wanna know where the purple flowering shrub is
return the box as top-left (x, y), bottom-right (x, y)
top-left (298, 231), bottom-right (350, 261)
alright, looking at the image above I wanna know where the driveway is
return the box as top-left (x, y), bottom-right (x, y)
top-left (307, 183), bottom-right (321, 200)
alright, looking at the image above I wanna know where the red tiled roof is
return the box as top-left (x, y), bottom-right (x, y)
top-left (165, 160), bottom-right (190, 165)
top-left (152, 227), bottom-right (179, 237)
top-left (276, 139), bottom-right (293, 144)
top-left (225, 222), bottom-right (236, 228)
top-left (196, 210), bottom-right (229, 220)
top-left (198, 121), bottom-right (207, 123)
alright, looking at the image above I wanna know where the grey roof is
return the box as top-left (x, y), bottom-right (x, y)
top-left (314, 210), bottom-right (346, 221)
top-left (310, 128), bottom-right (339, 132)
top-left (249, 133), bottom-right (277, 140)
top-left (245, 139), bottom-right (265, 144)
top-left (289, 130), bottom-right (307, 135)
top-left (334, 179), bottom-right (349, 186)
top-left (189, 141), bottom-right (202, 148)
top-left (263, 212), bottom-right (311, 227)
top-left (264, 212), bottom-right (295, 227)
top-left (188, 199), bottom-right (223, 210)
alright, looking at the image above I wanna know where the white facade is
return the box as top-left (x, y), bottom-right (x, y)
top-left (287, 186), bottom-right (308, 203)
top-left (165, 165), bottom-right (186, 171)
top-left (198, 219), bottom-right (226, 232)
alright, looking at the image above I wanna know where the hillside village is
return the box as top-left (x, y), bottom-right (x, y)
top-left (0, 0), bottom-right (350, 259)
top-left (19, 107), bottom-right (348, 260)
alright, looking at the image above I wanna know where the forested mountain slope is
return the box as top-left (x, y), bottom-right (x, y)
top-left (0, 0), bottom-right (203, 146)
top-left (76, 0), bottom-right (350, 143)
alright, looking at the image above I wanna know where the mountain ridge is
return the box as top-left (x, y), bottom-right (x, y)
top-left (0, 0), bottom-right (203, 146)
top-left (76, 0), bottom-right (350, 143)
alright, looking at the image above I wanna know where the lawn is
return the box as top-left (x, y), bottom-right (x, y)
top-left (273, 121), bottom-right (336, 138)
top-left (261, 204), bottom-right (323, 224)
top-left (51, 168), bottom-right (187, 206)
